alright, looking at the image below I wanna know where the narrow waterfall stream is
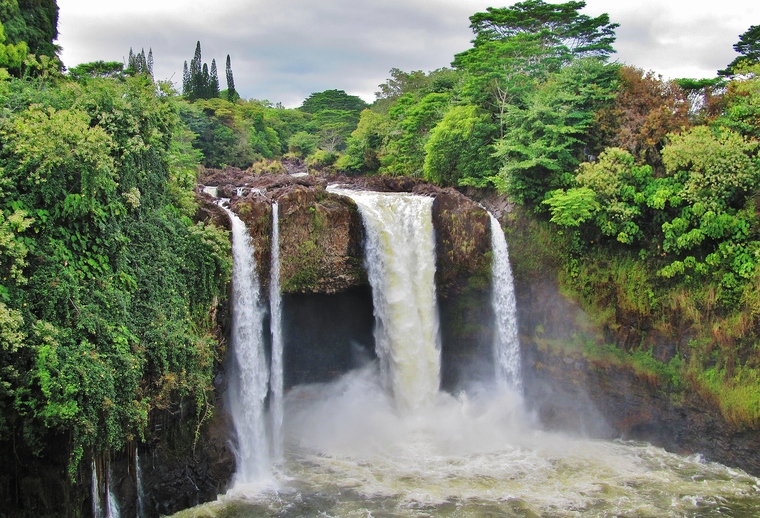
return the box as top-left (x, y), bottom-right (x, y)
top-left (490, 214), bottom-right (522, 392)
top-left (269, 202), bottom-right (284, 462)
top-left (218, 201), bottom-right (271, 484)
top-left (135, 447), bottom-right (145, 518)
top-left (91, 461), bottom-right (120, 518)
top-left (175, 191), bottom-right (760, 517)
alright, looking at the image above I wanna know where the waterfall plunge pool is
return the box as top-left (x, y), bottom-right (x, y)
top-left (180, 192), bottom-right (760, 517)
top-left (174, 365), bottom-right (760, 517)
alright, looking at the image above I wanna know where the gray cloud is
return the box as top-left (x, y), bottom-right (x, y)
top-left (57, 0), bottom-right (759, 107)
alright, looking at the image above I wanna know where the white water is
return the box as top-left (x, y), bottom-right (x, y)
top-left (135, 447), bottom-right (145, 518)
top-left (330, 189), bottom-right (441, 412)
top-left (107, 467), bottom-right (120, 518)
top-left (175, 191), bottom-right (760, 518)
top-left (91, 461), bottom-right (120, 518)
top-left (490, 214), bottom-right (522, 392)
top-left (269, 202), bottom-right (284, 462)
top-left (175, 366), bottom-right (760, 517)
top-left (91, 461), bottom-right (102, 518)
top-left (219, 201), bottom-right (271, 483)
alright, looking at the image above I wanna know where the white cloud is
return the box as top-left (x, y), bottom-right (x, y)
top-left (56, 0), bottom-right (760, 107)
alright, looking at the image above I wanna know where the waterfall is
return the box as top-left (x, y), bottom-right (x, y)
top-left (219, 201), bottom-right (271, 483)
top-left (107, 467), bottom-right (120, 518)
top-left (91, 461), bottom-right (120, 518)
top-left (489, 214), bottom-right (522, 392)
top-left (269, 202), bottom-right (284, 462)
top-left (135, 447), bottom-right (145, 518)
top-left (92, 461), bottom-right (102, 518)
top-left (329, 189), bottom-right (441, 412)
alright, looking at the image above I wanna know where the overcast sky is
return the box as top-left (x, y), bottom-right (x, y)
top-left (56, 1), bottom-right (759, 107)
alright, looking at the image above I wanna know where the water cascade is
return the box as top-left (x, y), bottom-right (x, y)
top-left (91, 461), bottom-right (102, 518)
top-left (91, 461), bottom-right (120, 518)
top-left (489, 214), bottom-right (522, 391)
top-left (269, 202), bottom-right (284, 462)
top-left (107, 467), bottom-right (120, 518)
top-left (135, 447), bottom-right (145, 518)
top-left (219, 201), bottom-right (271, 483)
top-left (173, 189), bottom-right (760, 518)
top-left (329, 189), bottom-right (441, 411)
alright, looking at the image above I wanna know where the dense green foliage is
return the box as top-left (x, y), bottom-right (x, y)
top-left (0, 73), bottom-right (230, 473)
top-left (719, 25), bottom-right (760, 77)
top-left (2, 0), bottom-right (760, 493)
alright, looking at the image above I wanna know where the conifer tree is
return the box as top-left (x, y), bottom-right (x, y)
top-left (225, 54), bottom-right (238, 102)
top-left (209, 58), bottom-right (220, 97)
top-left (183, 41), bottom-right (222, 100)
top-left (182, 61), bottom-right (190, 94)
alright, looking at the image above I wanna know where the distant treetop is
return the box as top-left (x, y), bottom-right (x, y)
top-left (719, 25), bottom-right (760, 76)
top-left (299, 89), bottom-right (368, 114)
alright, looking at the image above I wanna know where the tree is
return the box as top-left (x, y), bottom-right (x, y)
top-left (0, 0), bottom-right (59, 59)
top-left (225, 54), bottom-right (238, 102)
top-left (126, 47), bottom-right (152, 77)
top-left (467, 1), bottom-right (618, 60)
top-left (311, 109), bottom-right (359, 152)
top-left (719, 25), bottom-right (760, 77)
top-left (299, 89), bottom-right (368, 114)
top-left (0, 21), bottom-right (27, 75)
top-left (182, 41), bottom-right (220, 101)
top-left (496, 58), bottom-right (619, 203)
top-left (209, 58), bottom-right (220, 97)
top-left (719, 64), bottom-right (760, 139)
top-left (423, 105), bottom-right (498, 187)
top-left (382, 92), bottom-right (451, 176)
top-left (598, 66), bottom-right (690, 170)
top-left (337, 109), bottom-right (387, 173)
top-left (453, 0), bottom-right (618, 135)
top-left (67, 60), bottom-right (124, 81)
top-left (675, 77), bottom-right (726, 123)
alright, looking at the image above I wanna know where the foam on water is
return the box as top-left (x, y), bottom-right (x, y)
top-left (174, 366), bottom-right (760, 517)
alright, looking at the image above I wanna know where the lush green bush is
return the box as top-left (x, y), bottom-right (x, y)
top-left (0, 75), bottom-right (230, 473)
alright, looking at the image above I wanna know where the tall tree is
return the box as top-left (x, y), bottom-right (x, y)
top-left (0, 0), bottom-right (59, 59)
top-left (182, 61), bottom-right (190, 94)
top-left (719, 25), bottom-right (760, 76)
top-left (209, 58), bottom-right (220, 97)
top-left (453, 0), bottom-right (618, 135)
top-left (147, 48), bottom-right (153, 76)
top-left (182, 41), bottom-right (220, 101)
top-left (225, 54), bottom-right (238, 102)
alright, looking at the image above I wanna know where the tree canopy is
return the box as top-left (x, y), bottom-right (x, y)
top-left (719, 25), bottom-right (760, 76)
top-left (299, 89), bottom-right (368, 114)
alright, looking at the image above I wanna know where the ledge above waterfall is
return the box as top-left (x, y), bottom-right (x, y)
top-left (196, 169), bottom-right (494, 297)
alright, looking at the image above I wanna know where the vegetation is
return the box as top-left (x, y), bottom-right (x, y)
top-left (0, 4), bottom-right (233, 485)
top-left (2, 0), bottom-right (760, 506)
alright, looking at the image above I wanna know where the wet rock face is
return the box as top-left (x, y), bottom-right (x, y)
top-left (515, 277), bottom-right (760, 477)
top-left (203, 171), bottom-right (495, 298)
top-left (430, 188), bottom-right (491, 299)
top-left (276, 184), bottom-right (366, 294)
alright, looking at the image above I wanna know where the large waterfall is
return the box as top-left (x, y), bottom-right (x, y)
top-left (330, 189), bottom-right (441, 412)
top-left (489, 214), bottom-right (522, 391)
top-left (219, 202), bottom-right (271, 483)
top-left (175, 189), bottom-right (760, 518)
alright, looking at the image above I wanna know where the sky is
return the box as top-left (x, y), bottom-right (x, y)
top-left (56, 1), bottom-right (759, 107)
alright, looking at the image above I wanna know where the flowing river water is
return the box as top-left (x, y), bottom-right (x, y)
top-left (175, 191), bottom-right (760, 517)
